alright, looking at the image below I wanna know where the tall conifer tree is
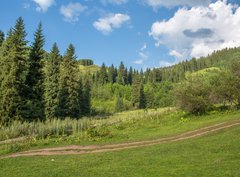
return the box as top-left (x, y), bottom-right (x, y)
top-left (0, 17), bottom-right (28, 124)
top-left (44, 43), bottom-right (61, 119)
top-left (25, 23), bottom-right (45, 120)
top-left (58, 44), bottom-right (80, 118)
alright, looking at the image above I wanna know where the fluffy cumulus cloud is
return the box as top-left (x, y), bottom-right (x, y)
top-left (101, 0), bottom-right (128, 5)
top-left (149, 0), bottom-right (240, 65)
top-left (33, 0), bottom-right (55, 12)
top-left (60, 3), bottom-right (87, 23)
top-left (144, 0), bottom-right (212, 8)
top-left (93, 13), bottom-right (130, 34)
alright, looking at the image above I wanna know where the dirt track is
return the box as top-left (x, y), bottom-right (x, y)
top-left (1, 119), bottom-right (240, 159)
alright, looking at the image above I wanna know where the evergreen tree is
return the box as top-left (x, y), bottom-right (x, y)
top-left (44, 43), bottom-right (61, 119)
top-left (58, 44), bottom-right (80, 118)
top-left (128, 66), bottom-right (133, 85)
top-left (25, 23), bottom-right (45, 120)
top-left (139, 82), bottom-right (146, 109)
top-left (99, 63), bottom-right (108, 84)
top-left (108, 64), bottom-right (115, 84)
top-left (131, 74), bottom-right (140, 108)
top-left (0, 17), bottom-right (28, 124)
top-left (117, 61), bottom-right (126, 85)
top-left (0, 30), bottom-right (4, 46)
top-left (124, 67), bottom-right (128, 85)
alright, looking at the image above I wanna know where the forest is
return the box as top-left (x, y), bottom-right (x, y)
top-left (1, 17), bottom-right (240, 126)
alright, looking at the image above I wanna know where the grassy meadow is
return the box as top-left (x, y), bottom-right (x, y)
top-left (0, 120), bottom-right (240, 177)
top-left (0, 108), bottom-right (240, 156)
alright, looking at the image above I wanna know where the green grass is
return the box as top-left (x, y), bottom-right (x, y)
top-left (1, 108), bottom-right (240, 155)
top-left (1, 123), bottom-right (240, 177)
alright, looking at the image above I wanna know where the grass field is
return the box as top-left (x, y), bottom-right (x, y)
top-left (1, 108), bottom-right (240, 177)
top-left (1, 108), bottom-right (240, 155)
top-left (0, 123), bottom-right (239, 177)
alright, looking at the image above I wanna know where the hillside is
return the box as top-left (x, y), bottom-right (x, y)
top-left (149, 47), bottom-right (240, 83)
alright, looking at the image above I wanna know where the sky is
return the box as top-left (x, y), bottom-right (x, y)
top-left (0, 0), bottom-right (240, 69)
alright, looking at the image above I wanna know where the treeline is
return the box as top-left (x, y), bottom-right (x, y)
top-left (1, 17), bottom-right (240, 125)
top-left (0, 17), bottom-right (91, 125)
top-left (89, 47), bottom-right (240, 114)
top-left (90, 62), bottom-right (173, 113)
top-left (148, 47), bottom-right (240, 83)
top-left (79, 59), bottom-right (93, 66)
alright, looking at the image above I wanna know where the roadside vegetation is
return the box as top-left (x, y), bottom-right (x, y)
top-left (1, 121), bottom-right (240, 177)
top-left (1, 108), bottom-right (239, 156)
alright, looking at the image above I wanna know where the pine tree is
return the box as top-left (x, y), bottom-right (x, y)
top-left (58, 44), bottom-right (80, 118)
top-left (0, 17), bottom-right (28, 124)
top-left (44, 43), bottom-right (61, 119)
top-left (139, 82), bottom-right (146, 109)
top-left (25, 23), bottom-right (45, 120)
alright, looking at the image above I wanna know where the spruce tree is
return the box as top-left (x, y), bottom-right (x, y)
top-left (131, 74), bottom-right (140, 108)
top-left (25, 23), bottom-right (45, 120)
top-left (128, 66), bottom-right (133, 85)
top-left (139, 82), bottom-right (146, 109)
top-left (117, 61), bottom-right (126, 85)
top-left (108, 64), bottom-right (115, 84)
top-left (0, 17), bottom-right (28, 124)
top-left (44, 43), bottom-right (61, 119)
top-left (58, 44), bottom-right (80, 118)
top-left (99, 63), bottom-right (108, 84)
top-left (0, 30), bottom-right (4, 46)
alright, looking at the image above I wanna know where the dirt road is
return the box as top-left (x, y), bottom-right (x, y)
top-left (1, 119), bottom-right (240, 159)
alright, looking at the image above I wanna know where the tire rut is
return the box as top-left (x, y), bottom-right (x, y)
top-left (1, 119), bottom-right (240, 159)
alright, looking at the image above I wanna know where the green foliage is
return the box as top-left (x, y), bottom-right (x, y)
top-left (78, 59), bottom-right (93, 66)
top-left (139, 82), bottom-right (146, 109)
top-left (117, 61), bottom-right (127, 85)
top-left (173, 70), bottom-right (212, 115)
top-left (115, 96), bottom-right (125, 112)
top-left (44, 43), bottom-right (62, 119)
top-left (25, 23), bottom-right (45, 120)
top-left (0, 30), bottom-right (4, 46)
top-left (58, 44), bottom-right (81, 118)
top-left (98, 63), bottom-right (108, 84)
top-left (81, 78), bottom-right (91, 116)
top-left (0, 17), bottom-right (29, 124)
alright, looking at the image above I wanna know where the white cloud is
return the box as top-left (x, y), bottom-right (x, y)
top-left (133, 59), bottom-right (144, 64)
top-left (159, 60), bottom-right (173, 67)
top-left (149, 0), bottom-right (240, 62)
top-left (140, 43), bottom-right (147, 51)
top-left (139, 51), bottom-right (148, 59)
top-left (133, 44), bottom-right (149, 65)
top-left (102, 0), bottom-right (128, 5)
top-left (93, 13), bottom-right (130, 34)
top-left (144, 0), bottom-right (211, 8)
top-left (33, 0), bottom-right (55, 12)
top-left (60, 3), bottom-right (87, 23)
top-left (169, 50), bottom-right (183, 59)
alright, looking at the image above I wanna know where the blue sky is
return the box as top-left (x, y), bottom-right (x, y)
top-left (0, 0), bottom-right (240, 69)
